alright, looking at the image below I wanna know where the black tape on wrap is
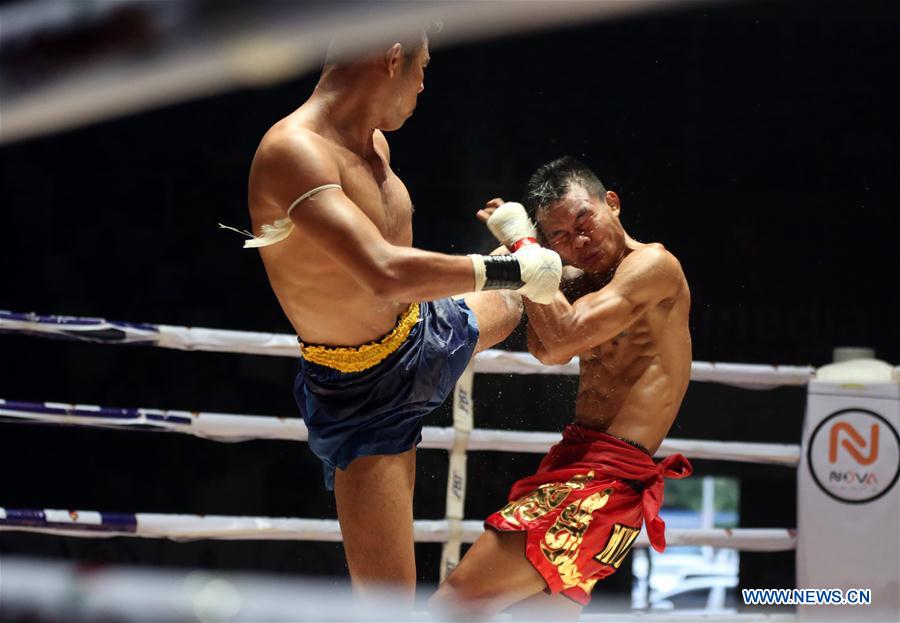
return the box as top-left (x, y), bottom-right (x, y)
top-left (482, 255), bottom-right (523, 290)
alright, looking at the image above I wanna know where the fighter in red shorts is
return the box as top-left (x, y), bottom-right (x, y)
top-left (431, 157), bottom-right (693, 620)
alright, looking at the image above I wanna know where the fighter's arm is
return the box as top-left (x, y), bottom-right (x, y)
top-left (254, 133), bottom-right (477, 301)
top-left (525, 247), bottom-right (684, 365)
top-left (526, 321), bottom-right (551, 361)
top-left (525, 266), bottom-right (581, 360)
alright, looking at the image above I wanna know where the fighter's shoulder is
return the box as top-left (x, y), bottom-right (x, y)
top-left (619, 244), bottom-right (687, 303)
top-left (254, 127), bottom-right (340, 180)
top-left (625, 243), bottom-right (682, 275)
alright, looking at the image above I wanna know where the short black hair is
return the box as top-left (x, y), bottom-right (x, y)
top-left (523, 156), bottom-right (607, 221)
top-left (325, 23), bottom-right (437, 69)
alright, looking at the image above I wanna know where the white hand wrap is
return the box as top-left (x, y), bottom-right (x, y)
top-left (513, 244), bottom-right (562, 304)
top-left (468, 247), bottom-right (561, 304)
top-left (487, 202), bottom-right (537, 249)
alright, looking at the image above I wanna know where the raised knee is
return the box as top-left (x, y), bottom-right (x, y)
top-left (428, 584), bottom-right (453, 616)
top-left (430, 572), bottom-right (495, 619)
top-left (503, 289), bottom-right (524, 316)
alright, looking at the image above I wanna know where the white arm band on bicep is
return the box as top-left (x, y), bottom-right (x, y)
top-left (286, 183), bottom-right (342, 217)
top-left (234, 183), bottom-right (342, 249)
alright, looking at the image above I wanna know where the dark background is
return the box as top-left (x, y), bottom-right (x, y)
top-left (1, 0), bottom-right (897, 610)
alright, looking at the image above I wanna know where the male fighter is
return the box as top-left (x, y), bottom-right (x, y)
top-left (241, 30), bottom-right (561, 602)
top-left (431, 156), bottom-right (693, 619)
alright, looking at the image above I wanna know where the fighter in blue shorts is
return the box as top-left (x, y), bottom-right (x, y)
top-left (296, 297), bottom-right (480, 491)
top-left (240, 28), bottom-right (562, 603)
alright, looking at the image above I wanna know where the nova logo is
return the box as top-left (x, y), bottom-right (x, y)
top-left (828, 471), bottom-right (878, 486)
top-left (808, 408), bottom-right (900, 504)
top-left (829, 423), bottom-right (879, 465)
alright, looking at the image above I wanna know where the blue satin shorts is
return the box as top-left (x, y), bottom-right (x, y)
top-left (294, 299), bottom-right (480, 490)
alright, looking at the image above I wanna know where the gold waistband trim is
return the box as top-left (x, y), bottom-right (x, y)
top-left (299, 303), bottom-right (420, 373)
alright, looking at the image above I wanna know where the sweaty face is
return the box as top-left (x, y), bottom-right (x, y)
top-left (383, 41), bottom-right (429, 130)
top-left (538, 186), bottom-right (625, 274)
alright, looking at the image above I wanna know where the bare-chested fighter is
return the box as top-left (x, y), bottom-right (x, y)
top-left (431, 156), bottom-right (694, 619)
top-left (241, 30), bottom-right (561, 603)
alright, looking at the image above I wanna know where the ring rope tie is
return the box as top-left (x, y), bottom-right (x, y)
top-left (440, 361), bottom-right (474, 581)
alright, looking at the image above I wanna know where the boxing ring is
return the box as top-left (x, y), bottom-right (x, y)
top-left (0, 310), bottom-right (804, 619)
top-left (1, 310), bottom-right (896, 621)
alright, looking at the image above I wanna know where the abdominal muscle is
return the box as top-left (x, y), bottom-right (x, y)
top-left (572, 316), bottom-right (691, 454)
top-left (259, 230), bottom-right (410, 347)
top-left (574, 362), bottom-right (683, 455)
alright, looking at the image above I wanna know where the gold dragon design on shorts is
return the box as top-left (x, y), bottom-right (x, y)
top-left (498, 471), bottom-right (615, 591)
top-left (541, 487), bottom-right (615, 590)
top-left (499, 471), bottom-right (596, 527)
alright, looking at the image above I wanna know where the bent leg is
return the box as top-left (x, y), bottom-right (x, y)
top-left (430, 529), bottom-right (547, 619)
top-left (333, 448), bottom-right (417, 605)
top-left (463, 289), bottom-right (523, 354)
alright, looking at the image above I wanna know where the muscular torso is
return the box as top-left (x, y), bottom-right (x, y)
top-left (248, 111), bottom-right (413, 346)
top-left (564, 259), bottom-right (692, 454)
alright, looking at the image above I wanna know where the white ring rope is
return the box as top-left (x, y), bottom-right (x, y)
top-left (0, 310), bottom-right (820, 388)
top-left (0, 310), bottom-right (803, 557)
top-left (0, 508), bottom-right (797, 551)
top-left (0, 556), bottom-right (799, 623)
top-left (0, 399), bottom-right (801, 466)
